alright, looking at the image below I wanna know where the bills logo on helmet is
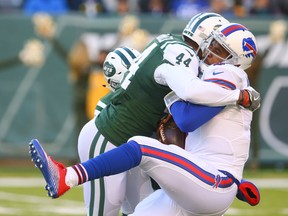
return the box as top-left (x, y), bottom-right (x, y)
top-left (103, 62), bottom-right (116, 77)
top-left (242, 37), bottom-right (257, 59)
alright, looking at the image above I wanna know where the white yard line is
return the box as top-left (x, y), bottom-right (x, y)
top-left (248, 178), bottom-right (288, 189)
top-left (0, 206), bottom-right (21, 215)
top-left (0, 177), bottom-right (287, 215)
top-left (226, 208), bottom-right (288, 215)
top-left (282, 209), bottom-right (288, 214)
top-left (0, 191), bottom-right (82, 206)
top-left (0, 177), bottom-right (45, 187)
top-left (0, 191), bottom-right (86, 215)
top-left (0, 177), bottom-right (287, 188)
top-left (225, 208), bottom-right (286, 216)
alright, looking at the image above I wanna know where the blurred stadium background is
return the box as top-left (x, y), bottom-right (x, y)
top-left (0, 0), bottom-right (288, 215)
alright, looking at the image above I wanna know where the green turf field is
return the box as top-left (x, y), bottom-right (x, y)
top-left (0, 166), bottom-right (287, 216)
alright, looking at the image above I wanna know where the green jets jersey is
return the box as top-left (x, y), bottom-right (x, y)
top-left (95, 34), bottom-right (199, 146)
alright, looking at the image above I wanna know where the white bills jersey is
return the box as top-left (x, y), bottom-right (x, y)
top-left (185, 63), bottom-right (252, 181)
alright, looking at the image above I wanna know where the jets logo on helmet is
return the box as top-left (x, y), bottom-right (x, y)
top-left (103, 47), bottom-right (140, 91)
top-left (103, 62), bottom-right (116, 77)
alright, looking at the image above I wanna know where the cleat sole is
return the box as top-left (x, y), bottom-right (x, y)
top-left (29, 139), bottom-right (58, 198)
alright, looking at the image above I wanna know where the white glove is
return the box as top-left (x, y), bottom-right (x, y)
top-left (164, 91), bottom-right (182, 113)
top-left (246, 86), bottom-right (261, 112)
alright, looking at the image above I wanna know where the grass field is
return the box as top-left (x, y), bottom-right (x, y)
top-left (0, 166), bottom-right (287, 216)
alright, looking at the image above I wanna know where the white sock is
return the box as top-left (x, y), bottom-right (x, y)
top-left (65, 167), bottom-right (79, 188)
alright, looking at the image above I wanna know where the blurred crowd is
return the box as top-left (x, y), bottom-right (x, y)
top-left (1, 0), bottom-right (288, 18)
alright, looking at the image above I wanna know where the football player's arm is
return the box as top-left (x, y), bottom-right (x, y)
top-left (94, 91), bottom-right (114, 117)
top-left (155, 63), bottom-right (240, 106)
top-left (169, 101), bottom-right (224, 132)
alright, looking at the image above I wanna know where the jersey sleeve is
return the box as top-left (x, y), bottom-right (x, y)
top-left (94, 91), bottom-right (114, 117)
top-left (202, 64), bottom-right (249, 90)
top-left (154, 41), bottom-right (200, 85)
top-left (162, 43), bottom-right (199, 77)
top-left (155, 63), bottom-right (241, 106)
top-left (170, 101), bottom-right (224, 132)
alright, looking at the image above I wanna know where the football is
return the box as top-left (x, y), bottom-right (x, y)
top-left (156, 114), bottom-right (187, 149)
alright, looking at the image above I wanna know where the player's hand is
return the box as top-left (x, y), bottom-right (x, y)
top-left (238, 87), bottom-right (261, 112)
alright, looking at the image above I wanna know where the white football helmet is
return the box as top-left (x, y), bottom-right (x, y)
top-left (103, 47), bottom-right (140, 91)
top-left (203, 23), bottom-right (258, 70)
top-left (182, 12), bottom-right (230, 49)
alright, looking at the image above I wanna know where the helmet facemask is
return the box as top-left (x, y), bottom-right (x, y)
top-left (200, 37), bottom-right (233, 72)
top-left (200, 23), bottom-right (257, 71)
top-left (202, 37), bottom-right (234, 62)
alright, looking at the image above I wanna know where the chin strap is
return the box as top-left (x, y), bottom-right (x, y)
top-left (219, 170), bottom-right (260, 206)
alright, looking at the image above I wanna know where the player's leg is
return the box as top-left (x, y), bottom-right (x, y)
top-left (122, 133), bottom-right (160, 215)
top-left (121, 167), bottom-right (153, 215)
top-left (29, 137), bottom-right (143, 199)
top-left (130, 136), bottom-right (237, 215)
top-left (129, 189), bottom-right (183, 216)
top-left (78, 117), bottom-right (126, 216)
top-left (77, 118), bottom-right (98, 214)
top-left (29, 136), bottom-right (235, 215)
